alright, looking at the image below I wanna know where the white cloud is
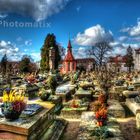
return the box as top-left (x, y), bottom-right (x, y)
top-left (122, 43), bottom-right (140, 49)
top-left (121, 19), bottom-right (140, 36)
top-left (118, 36), bottom-right (128, 42)
top-left (0, 40), bottom-right (22, 61)
top-left (0, 13), bottom-right (8, 19)
top-left (120, 27), bottom-right (130, 33)
top-left (76, 6), bottom-right (81, 12)
top-left (25, 40), bottom-right (32, 46)
top-left (111, 42), bottom-right (140, 56)
top-left (74, 24), bottom-right (113, 46)
top-left (30, 52), bottom-right (41, 61)
top-left (16, 37), bottom-right (23, 42)
top-left (0, 0), bottom-right (70, 21)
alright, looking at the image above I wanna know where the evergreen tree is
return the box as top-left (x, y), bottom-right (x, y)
top-left (1, 54), bottom-right (8, 77)
top-left (40, 33), bottom-right (61, 72)
top-left (19, 56), bottom-right (31, 73)
top-left (125, 46), bottom-right (134, 73)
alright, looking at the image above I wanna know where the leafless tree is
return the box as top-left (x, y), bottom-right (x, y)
top-left (87, 41), bottom-right (112, 67)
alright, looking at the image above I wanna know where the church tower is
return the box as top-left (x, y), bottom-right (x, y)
top-left (61, 40), bottom-right (76, 73)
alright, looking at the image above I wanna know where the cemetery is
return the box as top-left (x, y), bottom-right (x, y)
top-left (1, 38), bottom-right (140, 140)
top-left (1, 70), bottom-right (140, 140)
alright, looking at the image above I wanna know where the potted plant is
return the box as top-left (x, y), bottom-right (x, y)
top-left (1, 88), bottom-right (26, 120)
top-left (39, 88), bottom-right (50, 101)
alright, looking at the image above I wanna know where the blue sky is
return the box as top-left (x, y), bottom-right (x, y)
top-left (0, 0), bottom-right (140, 61)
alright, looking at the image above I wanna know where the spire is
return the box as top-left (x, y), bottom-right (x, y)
top-left (64, 39), bottom-right (75, 61)
top-left (67, 39), bottom-right (72, 52)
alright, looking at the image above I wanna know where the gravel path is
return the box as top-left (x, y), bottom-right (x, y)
top-left (60, 120), bottom-right (80, 140)
top-left (118, 117), bottom-right (140, 140)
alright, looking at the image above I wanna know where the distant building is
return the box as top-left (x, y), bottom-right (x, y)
top-left (0, 61), bottom-right (38, 75)
top-left (107, 55), bottom-right (127, 72)
top-left (76, 58), bottom-right (94, 71)
top-left (0, 61), bottom-right (20, 75)
top-left (60, 40), bottom-right (95, 74)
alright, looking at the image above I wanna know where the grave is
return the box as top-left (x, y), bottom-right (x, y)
top-left (20, 84), bottom-right (39, 100)
top-left (0, 101), bottom-right (55, 140)
top-left (75, 87), bottom-right (92, 100)
top-left (108, 100), bottom-right (125, 118)
top-left (0, 100), bottom-right (66, 140)
top-left (56, 82), bottom-right (76, 102)
top-left (77, 112), bottom-right (124, 140)
top-left (61, 99), bottom-right (89, 119)
top-left (125, 98), bottom-right (140, 115)
top-left (123, 90), bottom-right (140, 98)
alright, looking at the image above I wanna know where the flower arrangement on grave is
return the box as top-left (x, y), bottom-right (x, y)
top-left (1, 88), bottom-right (26, 120)
top-left (39, 87), bottom-right (50, 101)
top-left (70, 99), bottom-right (80, 108)
top-left (95, 107), bottom-right (107, 127)
top-left (91, 101), bottom-right (102, 112)
top-left (25, 74), bottom-right (37, 84)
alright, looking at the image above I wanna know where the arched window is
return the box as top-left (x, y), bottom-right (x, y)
top-left (68, 62), bottom-right (70, 71)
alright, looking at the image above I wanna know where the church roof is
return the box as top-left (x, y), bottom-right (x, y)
top-left (64, 40), bottom-right (75, 61)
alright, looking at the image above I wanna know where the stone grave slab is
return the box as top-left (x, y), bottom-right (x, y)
top-left (108, 100), bottom-right (125, 118)
top-left (75, 88), bottom-right (92, 100)
top-left (56, 82), bottom-right (76, 102)
top-left (123, 90), bottom-right (140, 98)
top-left (125, 98), bottom-right (140, 115)
top-left (0, 101), bottom-right (55, 140)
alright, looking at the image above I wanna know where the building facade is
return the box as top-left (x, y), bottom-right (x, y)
top-left (60, 40), bottom-right (76, 74)
top-left (76, 58), bottom-right (94, 71)
top-left (60, 40), bottom-right (95, 74)
top-left (107, 55), bottom-right (127, 72)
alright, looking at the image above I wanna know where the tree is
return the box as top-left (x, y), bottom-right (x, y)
top-left (47, 75), bottom-right (58, 95)
top-left (58, 45), bottom-right (66, 59)
top-left (40, 33), bottom-right (61, 72)
top-left (87, 42), bottom-right (112, 67)
top-left (125, 46), bottom-right (134, 73)
top-left (1, 54), bottom-right (8, 77)
top-left (19, 56), bottom-right (31, 73)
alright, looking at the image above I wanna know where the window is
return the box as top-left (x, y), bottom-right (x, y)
top-left (68, 62), bottom-right (70, 71)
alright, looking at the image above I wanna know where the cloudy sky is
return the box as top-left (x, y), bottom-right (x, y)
top-left (0, 0), bottom-right (140, 61)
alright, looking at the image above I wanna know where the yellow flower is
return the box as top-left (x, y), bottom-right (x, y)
top-left (3, 89), bottom-right (25, 103)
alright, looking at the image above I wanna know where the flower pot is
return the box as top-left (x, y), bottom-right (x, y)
top-left (97, 121), bottom-right (103, 127)
top-left (40, 93), bottom-right (50, 101)
top-left (97, 118), bottom-right (106, 127)
top-left (2, 109), bottom-right (21, 120)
